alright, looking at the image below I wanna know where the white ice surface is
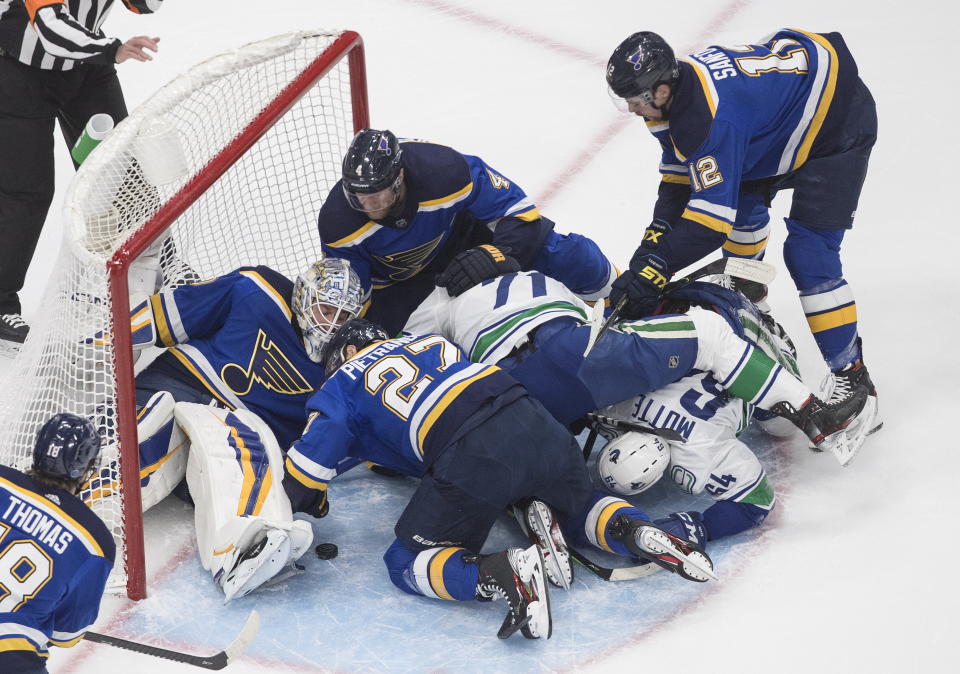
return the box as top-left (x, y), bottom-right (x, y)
top-left (1, 1), bottom-right (957, 672)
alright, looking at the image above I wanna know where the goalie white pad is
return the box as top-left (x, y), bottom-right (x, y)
top-left (138, 390), bottom-right (188, 511)
top-left (174, 403), bottom-right (313, 601)
top-left (80, 390), bottom-right (187, 513)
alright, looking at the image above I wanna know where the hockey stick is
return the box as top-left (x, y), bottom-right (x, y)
top-left (84, 610), bottom-right (260, 670)
top-left (569, 546), bottom-right (661, 582)
top-left (584, 257), bottom-right (777, 356)
top-left (586, 412), bottom-right (686, 445)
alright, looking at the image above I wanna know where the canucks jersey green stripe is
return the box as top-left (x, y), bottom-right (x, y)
top-left (724, 347), bottom-right (777, 402)
top-left (618, 319), bottom-right (696, 334)
top-left (739, 314), bottom-right (800, 377)
top-left (471, 301), bottom-right (587, 361)
top-left (739, 476), bottom-right (775, 509)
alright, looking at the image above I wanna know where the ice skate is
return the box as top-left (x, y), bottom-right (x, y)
top-left (512, 499), bottom-right (573, 590)
top-left (217, 528), bottom-right (292, 604)
top-left (610, 515), bottom-right (717, 582)
top-left (0, 313), bottom-right (29, 356)
top-left (771, 381), bottom-right (871, 466)
top-left (473, 545), bottom-right (552, 640)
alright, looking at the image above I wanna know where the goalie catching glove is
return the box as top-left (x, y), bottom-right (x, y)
top-left (436, 245), bottom-right (520, 296)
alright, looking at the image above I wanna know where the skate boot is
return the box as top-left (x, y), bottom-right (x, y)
top-left (609, 515), bottom-right (717, 582)
top-left (0, 313), bottom-right (29, 355)
top-left (217, 528), bottom-right (292, 603)
top-left (821, 342), bottom-right (882, 441)
top-left (512, 499), bottom-right (573, 590)
top-left (472, 545), bottom-right (552, 640)
top-left (770, 384), bottom-right (870, 466)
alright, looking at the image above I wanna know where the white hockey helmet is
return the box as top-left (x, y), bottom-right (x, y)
top-left (293, 258), bottom-right (364, 363)
top-left (597, 432), bottom-right (670, 496)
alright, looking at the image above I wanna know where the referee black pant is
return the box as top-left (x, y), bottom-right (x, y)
top-left (0, 54), bottom-right (127, 315)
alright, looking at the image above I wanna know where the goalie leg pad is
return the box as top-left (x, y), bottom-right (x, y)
top-left (138, 390), bottom-right (188, 512)
top-left (175, 403), bottom-right (313, 597)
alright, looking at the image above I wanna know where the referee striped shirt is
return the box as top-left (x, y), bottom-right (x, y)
top-left (0, 0), bottom-right (162, 71)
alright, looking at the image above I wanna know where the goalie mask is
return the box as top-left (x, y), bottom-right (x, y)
top-left (597, 431), bottom-right (670, 496)
top-left (293, 259), bottom-right (364, 363)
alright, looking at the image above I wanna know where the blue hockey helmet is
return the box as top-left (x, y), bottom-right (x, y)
top-left (323, 318), bottom-right (390, 376)
top-left (606, 32), bottom-right (679, 103)
top-left (32, 413), bottom-right (102, 480)
top-left (341, 129), bottom-right (404, 210)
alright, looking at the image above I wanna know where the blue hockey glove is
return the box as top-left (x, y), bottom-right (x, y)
top-left (436, 245), bottom-right (520, 297)
top-left (653, 511), bottom-right (708, 547)
top-left (609, 251), bottom-right (669, 319)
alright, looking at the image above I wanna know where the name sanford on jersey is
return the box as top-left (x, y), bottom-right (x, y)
top-left (691, 46), bottom-right (738, 80)
top-left (2, 495), bottom-right (75, 554)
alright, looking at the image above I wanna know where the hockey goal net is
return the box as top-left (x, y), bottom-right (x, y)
top-left (0, 30), bottom-right (368, 599)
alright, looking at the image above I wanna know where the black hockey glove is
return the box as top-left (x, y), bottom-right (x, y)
top-left (436, 245), bottom-right (521, 297)
top-left (609, 252), bottom-right (669, 319)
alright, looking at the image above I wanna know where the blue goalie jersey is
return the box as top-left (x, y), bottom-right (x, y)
top-left (133, 266), bottom-right (327, 448)
top-left (285, 334), bottom-right (522, 491)
top-left (318, 139), bottom-right (548, 295)
top-left (0, 465), bottom-right (115, 661)
top-left (649, 29), bottom-right (860, 243)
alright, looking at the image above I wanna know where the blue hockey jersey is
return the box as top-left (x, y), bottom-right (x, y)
top-left (133, 266), bottom-right (327, 448)
top-left (646, 29), bottom-right (861, 269)
top-left (318, 139), bottom-right (549, 296)
top-left (285, 334), bottom-right (522, 491)
top-left (0, 465), bottom-right (115, 661)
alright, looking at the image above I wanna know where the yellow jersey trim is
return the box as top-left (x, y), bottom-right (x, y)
top-left (791, 29), bottom-right (839, 170)
top-left (327, 221), bottom-right (377, 248)
top-left (0, 477), bottom-right (104, 557)
top-left (415, 368), bottom-right (498, 453)
top-left (682, 208), bottom-right (733, 235)
top-left (285, 457), bottom-right (329, 491)
top-left (419, 183), bottom-right (472, 208)
top-left (150, 294), bottom-right (174, 347)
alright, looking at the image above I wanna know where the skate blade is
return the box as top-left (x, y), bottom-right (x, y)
top-left (520, 547), bottom-right (552, 640)
top-left (822, 396), bottom-right (878, 467)
top-left (497, 612), bottom-right (532, 640)
top-left (641, 530), bottom-right (718, 582)
top-left (527, 502), bottom-right (572, 590)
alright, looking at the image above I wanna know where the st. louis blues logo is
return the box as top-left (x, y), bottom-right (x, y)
top-left (377, 136), bottom-right (392, 155)
top-left (628, 48), bottom-right (646, 70)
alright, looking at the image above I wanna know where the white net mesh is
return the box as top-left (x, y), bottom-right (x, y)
top-left (0, 30), bottom-right (363, 595)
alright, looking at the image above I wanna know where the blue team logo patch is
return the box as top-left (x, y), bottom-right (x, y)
top-left (628, 48), bottom-right (646, 70)
top-left (377, 137), bottom-right (392, 155)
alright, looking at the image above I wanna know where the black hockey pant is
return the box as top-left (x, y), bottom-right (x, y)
top-left (0, 55), bottom-right (127, 315)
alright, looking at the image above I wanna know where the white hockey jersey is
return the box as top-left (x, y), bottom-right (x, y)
top-left (403, 271), bottom-right (590, 364)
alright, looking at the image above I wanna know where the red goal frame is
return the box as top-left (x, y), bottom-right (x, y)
top-left (108, 31), bottom-right (369, 599)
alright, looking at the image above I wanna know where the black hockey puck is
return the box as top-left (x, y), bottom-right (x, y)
top-left (315, 543), bottom-right (339, 560)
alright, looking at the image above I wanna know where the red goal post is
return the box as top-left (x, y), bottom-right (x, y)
top-left (0, 30), bottom-right (369, 599)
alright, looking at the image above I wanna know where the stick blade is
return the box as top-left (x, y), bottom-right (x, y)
top-left (722, 257), bottom-right (777, 285)
top-left (222, 610), bottom-right (261, 664)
